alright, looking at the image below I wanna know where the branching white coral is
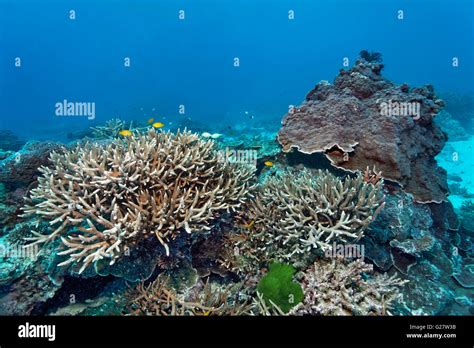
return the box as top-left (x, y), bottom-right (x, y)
top-left (22, 129), bottom-right (255, 273)
top-left (243, 168), bottom-right (384, 263)
top-left (290, 258), bottom-right (408, 316)
top-left (251, 291), bottom-right (286, 316)
top-left (90, 118), bottom-right (132, 139)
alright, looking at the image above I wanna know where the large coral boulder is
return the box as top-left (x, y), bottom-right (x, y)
top-left (278, 56), bottom-right (448, 203)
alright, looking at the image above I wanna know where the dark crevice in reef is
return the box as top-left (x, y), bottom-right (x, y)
top-left (286, 150), bottom-right (359, 177)
top-left (30, 275), bottom-right (121, 315)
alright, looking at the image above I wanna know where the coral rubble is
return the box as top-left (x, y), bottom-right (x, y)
top-left (277, 54), bottom-right (448, 203)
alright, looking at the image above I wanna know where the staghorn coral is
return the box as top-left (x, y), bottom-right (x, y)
top-left (217, 227), bottom-right (264, 276)
top-left (225, 168), bottom-right (384, 270)
top-left (185, 280), bottom-right (252, 316)
top-left (291, 258), bottom-right (408, 316)
top-left (90, 118), bottom-right (134, 139)
top-left (251, 291), bottom-right (286, 316)
top-left (124, 276), bottom-right (185, 316)
top-left (124, 276), bottom-right (252, 316)
top-left (21, 129), bottom-right (255, 273)
top-left (278, 55), bottom-right (448, 203)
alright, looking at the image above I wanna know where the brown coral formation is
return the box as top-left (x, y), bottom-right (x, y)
top-left (124, 276), bottom-right (251, 316)
top-left (291, 258), bottom-right (408, 316)
top-left (0, 250), bottom-right (63, 315)
top-left (277, 57), bottom-right (448, 203)
top-left (223, 168), bottom-right (384, 270)
top-left (0, 141), bottom-right (63, 187)
top-left (21, 129), bottom-right (255, 273)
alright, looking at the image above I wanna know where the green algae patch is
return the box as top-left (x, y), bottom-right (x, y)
top-left (257, 262), bottom-right (303, 313)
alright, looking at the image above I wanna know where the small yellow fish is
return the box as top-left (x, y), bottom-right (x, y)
top-left (264, 161), bottom-right (274, 167)
top-left (243, 220), bottom-right (255, 229)
top-left (152, 122), bottom-right (165, 129)
top-left (119, 130), bottom-right (132, 137)
top-left (147, 118), bottom-right (155, 124)
top-left (203, 310), bottom-right (212, 316)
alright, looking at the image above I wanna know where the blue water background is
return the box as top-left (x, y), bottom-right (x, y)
top-left (0, 0), bottom-right (473, 141)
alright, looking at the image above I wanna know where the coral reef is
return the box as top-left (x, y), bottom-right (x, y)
top-left (459, 201), bottom-right (474, 233)
top-left (0, 50), bottom-right (471, 318)
top-left (0, 141), bottom-right (63, 188)
top-left (0, 243), bottom-right (63, 315)
top-left (228, 168), bottom-right (384, 269)
top-left (124, 276), bottom-right (251, 316)
top-left (0, 130), bottom-right (25, 152)
top-left (90, 119), bottom-right (133, 139)
top-left (0, 150), bottom-right (14, 161)
top-left (291, 258), bottom-right (408, 316)
top-left (0, 141), bottom-right (64, 233)
top-left (251, 291), bottom-right (286, 315)
top-left (361, 190), bottom-right (472, 315)
top-left (21, 129), bottom-right (255, 274)
top-left (277, 55), bottom-right (448, 203)
top-left (363, 191), bottom-right (434, 272)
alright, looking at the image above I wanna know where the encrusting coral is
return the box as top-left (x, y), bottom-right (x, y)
top-left (224, 168), bottom-right (385, 270)
top-left (291, 257), bottom-right (408, 316)
top-left (21, 129), bottom-right (255, 273)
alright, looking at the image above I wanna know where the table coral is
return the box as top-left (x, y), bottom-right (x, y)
top-left (21, 129), bottom-right (256, 274)
top-left (277, 55), bottom-right (448, 203)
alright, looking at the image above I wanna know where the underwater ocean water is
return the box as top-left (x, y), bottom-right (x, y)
top-left (0, 0), bottom-right (474, 324)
